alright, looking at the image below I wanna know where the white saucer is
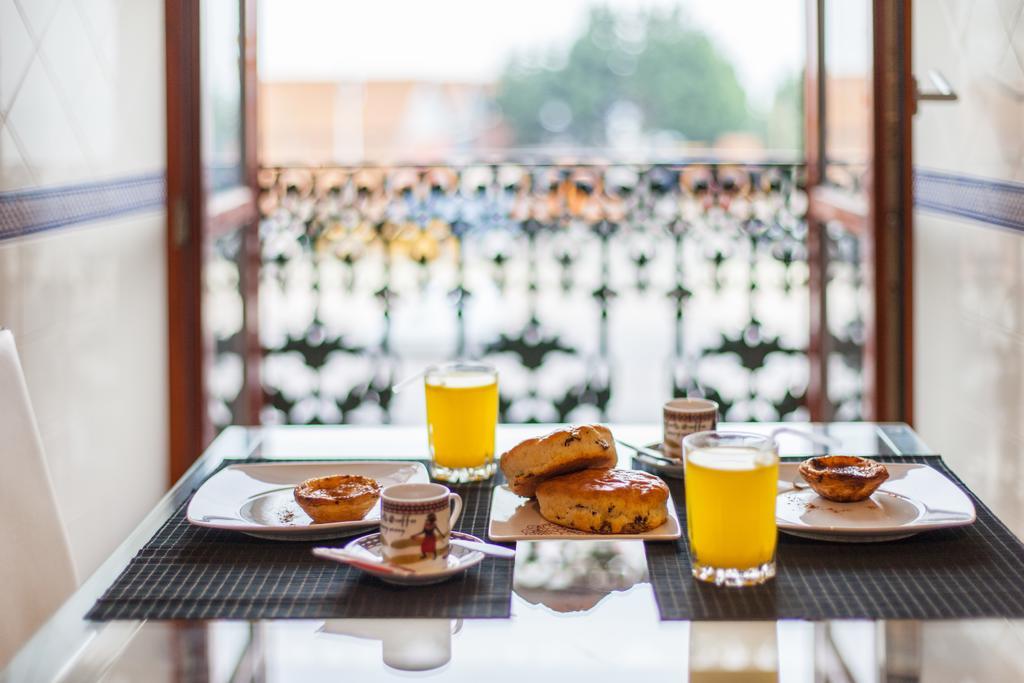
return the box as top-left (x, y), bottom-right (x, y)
top-left (775, 462), bottom-right (976, 542)
top-left (313, 532), bottom-right (486, 585)
top-left (629, 442), bottom-right (684, 479)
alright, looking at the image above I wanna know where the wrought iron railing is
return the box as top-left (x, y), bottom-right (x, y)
top-left (206, 163), bottom-right (865, 427)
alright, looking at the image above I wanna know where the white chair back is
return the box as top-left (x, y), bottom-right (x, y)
top-left (0, 329), bottom-right (77, 667)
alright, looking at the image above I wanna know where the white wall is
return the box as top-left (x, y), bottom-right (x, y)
top-left (914, 0), bottom-right (1024, 536)
top-left (0, 0), bottom-right (167, 578)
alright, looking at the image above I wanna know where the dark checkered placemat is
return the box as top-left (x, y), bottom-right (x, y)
top-left (87, 460), bottom-right (512, 620)
top-left (643, 455), bottom-right (1024, 620)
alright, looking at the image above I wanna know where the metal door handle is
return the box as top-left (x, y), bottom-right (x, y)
top-left (915, 70), bottom-right (958, 102)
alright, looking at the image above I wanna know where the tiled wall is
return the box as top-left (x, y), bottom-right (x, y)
top-left (0, 0), bottom-right (167, 578)
top-left (914, 0), bottom-right (1024, 536)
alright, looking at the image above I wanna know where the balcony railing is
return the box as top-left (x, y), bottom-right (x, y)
top-left (206, 163), bottom-right (865, 428)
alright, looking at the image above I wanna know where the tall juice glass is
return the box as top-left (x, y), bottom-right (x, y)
top-left (424, 362), bottom-right (498, 482)
top-left (683, 431), bottom-right (779, 586)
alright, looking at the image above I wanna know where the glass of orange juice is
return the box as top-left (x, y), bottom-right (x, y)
top-left (424, 362), bottom-right (499, 482)
top-left (683, 431), bottom-right (779, 586)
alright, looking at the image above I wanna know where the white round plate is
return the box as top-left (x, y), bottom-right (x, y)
top-left (315, 532), bottom-right (486, 586)
top-left (186, 461), bottom-right (430, 541)
top-left (775, 462), bottom-right (976, 542)
top-left (776, 488), bottom-right (924, 542)
top-left (629, 442), bottom-right (684, 479)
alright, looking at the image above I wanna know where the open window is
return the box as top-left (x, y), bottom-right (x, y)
top-left (166, 0), bottom-right (259, 479)
top-left (805, 0), bottom-right (914, 422)
top-left (165, 0), bottom-right (916, 477)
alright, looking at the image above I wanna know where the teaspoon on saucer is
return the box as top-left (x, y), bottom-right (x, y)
top-left (312, 548), bottom-right (416, 575)
top-left (449, 538), bottom-right (515, 558)
top-left (616, 439), bottom-right (678, 465)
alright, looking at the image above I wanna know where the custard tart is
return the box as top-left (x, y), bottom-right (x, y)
top-left (293, 474), bottom-right (381, 523)
top-left (797, 455), bottom-right (889, 502)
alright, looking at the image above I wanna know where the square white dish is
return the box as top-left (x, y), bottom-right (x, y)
top-left (776, 462), bottom-right (976, 542)
top-left (187, 461), bottom-right (429, 541)
top-left (487, 482), bottom-right (682, 542)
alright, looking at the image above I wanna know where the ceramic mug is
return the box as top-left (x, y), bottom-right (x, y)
top-left (663, 397), bottom-right (718, 461)
top-left (379, 483), bottom-right (463, 567)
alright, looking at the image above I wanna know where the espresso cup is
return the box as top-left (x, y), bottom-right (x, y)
top-left (379, 483), bottom-right (463, 567)
top-left (663, 397), bottom-right (718, 461)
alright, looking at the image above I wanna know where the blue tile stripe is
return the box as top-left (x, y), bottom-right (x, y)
top-left (2, 169), bottom-right (1018, 239)
top-left (915, 169), bottom-right (1024, 233)
top-left (0, 172), bottom-right (165, 241)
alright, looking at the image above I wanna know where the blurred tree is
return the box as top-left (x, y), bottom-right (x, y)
top-left (764, 72), bottom-right (804, 153)
top-left (496, 6), bottom-right (752, 148)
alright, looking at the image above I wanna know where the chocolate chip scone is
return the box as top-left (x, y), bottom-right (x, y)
top-left (499, 424), bottom-right (618, 498)
top-left (535, 468), bottom-right (669, 534)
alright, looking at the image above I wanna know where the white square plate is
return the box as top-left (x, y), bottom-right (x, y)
top-left (776, 462), bottom-right (976, 542)
top-left (487, 481), bottom-right (682, 542)
top-left (187, 461), bottom-right (429, 541)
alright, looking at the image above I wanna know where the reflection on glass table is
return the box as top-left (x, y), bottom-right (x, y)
top-left (513, 540), bottom-right (648, 613)
top-left (320, 619), bottom-right (462, 672)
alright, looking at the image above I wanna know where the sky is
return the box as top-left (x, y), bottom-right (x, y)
top-left (258, 0), bottom-right (806, 109)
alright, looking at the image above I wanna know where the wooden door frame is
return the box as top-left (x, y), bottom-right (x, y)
top-left (804, 0), bottom-right (914, 423)
top-left (166, 0), bottom-right (205, 484)
top-left (166, 0), bottom-right (259, 483)
top-left (241, 0), bottom-right (262, 431)
top-left (869, 0), bottom-right (914, 424)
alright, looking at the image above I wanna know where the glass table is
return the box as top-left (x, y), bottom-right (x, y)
top-left (5, 423), bottom-right (1024, 682)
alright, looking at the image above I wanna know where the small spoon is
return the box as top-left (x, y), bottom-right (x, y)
top-left (312, 548), bottom-right (417, 575)
top-left (391, 367), bottom-right (431, 394)
top-left (450, 538), bottom-right (516, 558)
top-left (200, 514), bottom-right (246, 524)
top-left (616, 439), bottom-right (679, 465)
